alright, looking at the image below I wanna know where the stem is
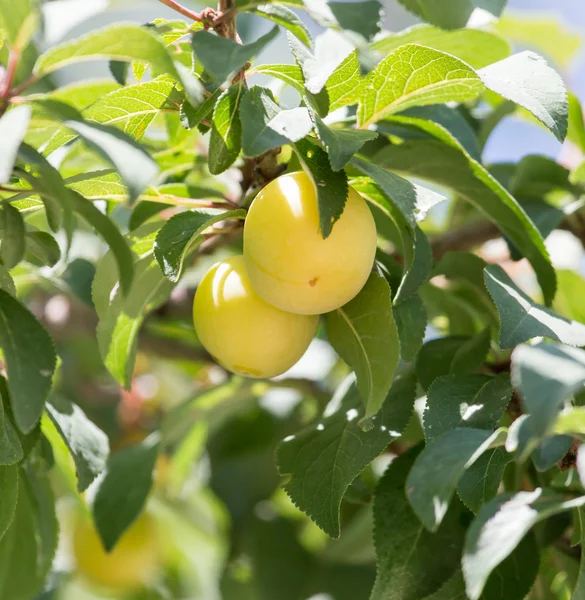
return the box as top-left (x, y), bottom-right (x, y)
top-left (0, 46), bottom-right (21, 116)
top-left (157, 0), bottom-right (204, 21)
top-left (8, 73), bottom-right (39, 98)
top-left (218, 0), bottom-right (238, 41)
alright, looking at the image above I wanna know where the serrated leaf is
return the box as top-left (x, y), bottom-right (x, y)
top-left (512, 343), bottom-right (585, 444)
top-left (375, 139), bottom-right (556, 306)
top-left (289, 29), bottom-right (354, 96)
top-left (0, 466), bottom-right (17, 542)
top-left (406, 427), bottom-right (507, 531)
top-left (240, 87), bottom-right (313, 157)
top-left (192, 26), bottom-right (278, 83)
top-left (314, 116), bottom-right (377, 171)
top-left (351, 158), bottom-right (446, 230)
top-left (154, 208), bottom-right (246, 282)
top-left (395, 226), bottom-right (433, 303)
top-left (0, 204), bottom-right (25, 269)
top-left (34, 23), bottom-right (177, 77)
top-left (69, 191), bottom-right (134, 295)
top-left (370, 449), bottom-right (466, 600)
top-left (209, 84), bottom-right (243, 175)
top-left (478, 51), bottom-right (568, 142)
top-left (326, 272), bottom-right (399, 419)
top-left (294, 138), bottom-right (348, 238)
top-left (42, 75), bottom-right (178, 156)
top-left (0, 106), bottom-right (31, 184)
top-left (462, 489), bottom-right (585, 600)
top-left (371, 25), bottom-right (510, 70)
top-left (250, 4), bottom-right (311, 47)
top-left (357, 44), bottom-right (483, 128)
top-left (249, 63), bottom-right (305, 94)
top-left (416, 331), bottom-right (491, 391)
top-left (396, 0), bottom-right (506, 30)
top-left (0, 469), bottom-right (57, 600)
top-left (46, 395), bottom-right (109, 492)
top-left (484, 264), bottom-right (585, 349)
top-left (278, 370), bottom-right (416, 538)
top-left (92, 434), bottom-right (159, 551)
top-left (180, 87), bottom-right (221, 130)
top-left (457, 448), bottom-right (511, 514)
top-left (0, 267), bottom-right (15, 298)
top-left (325, 49), bottom-right (364, 112)
top-left (37, 100), bottom-right (159, 203)
top-left (394, 294), bottom-right (427, 363)
top-left (424, 374), bottom-right (512, 442)
top-left (0, 290), bottom-right (56, 433)
top-left (25, 231), bottom-right (60, 267)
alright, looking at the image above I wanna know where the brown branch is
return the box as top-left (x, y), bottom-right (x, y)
top-left (157, 0), bottom-right (205, 22)
top-left (430, 220), bottom-right (500, 259)
top-left (217, 0), bottom-right (238, 43)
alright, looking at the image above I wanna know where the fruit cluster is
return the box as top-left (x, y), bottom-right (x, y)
top-left (193, 171), bottom-right (377, 378)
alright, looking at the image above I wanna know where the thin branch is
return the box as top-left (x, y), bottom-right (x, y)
top-left (157, 0), bottom-right (205, 21)
top-left (0, 46), bottom-right (21, 116)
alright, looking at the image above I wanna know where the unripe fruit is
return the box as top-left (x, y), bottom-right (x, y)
top-left (73, 511), bottom-right (161, 591)
top-left (193, 255), bottom-right (318, 378)
top-left (243, 171), bottom-right (377, 315)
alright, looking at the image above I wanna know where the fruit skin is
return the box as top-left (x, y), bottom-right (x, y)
top-left (73, 510), bottom-right (161, 592)
top-left (193, 255), bottom-right (318, 378)
top-left (243, 171), bottom-right (377, 315)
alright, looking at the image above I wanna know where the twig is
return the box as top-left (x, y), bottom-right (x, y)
top-left (0, 46), bottom-right (21, 116)
top-left (157, 0), bottom-right (205, 22)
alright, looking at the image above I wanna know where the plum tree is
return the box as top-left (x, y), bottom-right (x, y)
top-left (193, 255), bottom-right (318, 378)
top-left (73, 511), bottom-right (161, 591)
top-left (243, 171), bottom-right (377, 315)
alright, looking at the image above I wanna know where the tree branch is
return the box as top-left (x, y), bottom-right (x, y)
top-left (157, 0), bottom-right (205, 22)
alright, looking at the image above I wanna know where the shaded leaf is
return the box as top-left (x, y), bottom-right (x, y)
top-left (0, 204), bottom-right (25, 269)
top-left (396, 0), bottom-right (506, 29)
top-left (484, 264), bottom-right (585, 349)
top-left (0, 466), bottom-right (17, 542)
top-left (47, 395), bottom-right (109, 492)
top-left (326, 272), bottom-right (399, 419)
top-left (278, 370), bottom-right (416, 538)
top-left (394, 294), bottom-right (427, 363)
top-left (209, 84), bottom-right (243, 175)
top-left (92, 434), bottom-right (159, 551)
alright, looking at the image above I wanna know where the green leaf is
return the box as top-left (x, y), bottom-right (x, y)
top-left (0, 290), bottom-right (56, 433)
top-left (46, 395), bottom-right (109, 492)
top-left (97, 251), bottom-right (174, 389)
top-left (0, 106), bottom-right (31, 184)
top-left (249, 4), bottom-right (311, 47)
top-left (154, 208), bottom-right (246, 282)
top-left (0, 393), bottom-right (22, 466)
top-left (375, 139), bottom-right (556, 306)
top-left (249, 63), bottom-right (305, 95)
top-left (396, 0), bottom-right (506, 30)
top-left (326, 272), bottom-right (399, 419)
top-left (478, 52), bottom-right (568, 142)
top-left (314, 116), bottom-right (377, 171)
top-left (37, 100), bottom-right (159, 204)
top-left (484, 264), bottom-right (585, 349)
top-left (424, 374), bottom-right (512, 441)
top-left (69, 191), bottom-right (134, 295)
top-left (192, 26), bottom-right (279, 83)
top-left (0, 466), bottom-right (17, 542)
top-left (462, 489), bottom-right (585, 600)
top-left (42, 75), bottom-right (178, 155)
top-left (573, 507), bottom-right (585, 598)
top-left (209, 84), bottom-right (243, 175)
top-left (357, 44), bottom-right (483, 128)
top-left (0, 267), bottom-right (15, 297)
top-left (92, 434), bottom-right (159, 551)
top-left (395, 226), bottom-right (433, 303)
top-left (240, 87), bottom-right (313, 157)
top-left (416, 331), bottom-right (491, 391)
top-left (0, 204), bottom-right (25, 269)
top-left (512, 342), bottom-right (585, 443)
top-left (309, 0), bottom-right (383, 41)
top-left (568, 93), bottom-right (585, 153)
top-left (371, 25), bottom-right (510, 70)
top-left (351, 157), bottom-right (446, 228)
top-left (370, 449), bottom-right (466, 600)
top-left (25, 231), bottom-right (60, 267)
top-left (394, 294), bottom-right (427, 363)
top-left (326, 50), bottom-right (364, 112)
top-left (0, 469), bottom-right (57, 600)
top-left (294, 138), bottom-right (348, 238)
top-left (34, 23), bottom-right (178, 77)
top-left (278, 370), bottom-right (416, 538)
top-left (406, 427), bottom-right (507, 531)
top-left (457, 448), bottom-right (511, 514)
top-left (180, 87), bottom-right (221, 130)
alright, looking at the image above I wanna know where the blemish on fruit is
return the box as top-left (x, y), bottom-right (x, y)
top-left (309, 278), bottom-right (318, 287)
